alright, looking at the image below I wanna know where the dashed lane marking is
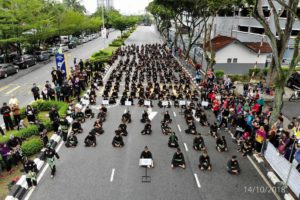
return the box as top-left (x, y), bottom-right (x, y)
top-left (194, 173), bottom-right (201, 188)
top-left (173, 111), bottom-right (176, 117)
top-left (110, 168), bottom-right (115, 182)
top-left (177, 124), bottom-right (181, 132)
top-left (184, 143), bottom-right (188, 151)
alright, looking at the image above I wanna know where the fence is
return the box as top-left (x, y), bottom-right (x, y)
top-left (264, 142), bottom-right (300, 198)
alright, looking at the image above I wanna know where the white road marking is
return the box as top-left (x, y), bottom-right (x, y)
top-left (173, 111), bottom-right (176, 117)
top-left (194, 173), bottom-right (201, 188)
top-left (124, 109), bottom-right (127, 114)
top-left (184, 143), bottom-right (188, 151)
top-left (0, 85), bottom-right (10, 92)
top-left (177, 124), bottom-right (181, 132)
top-left (247, 156), bottom-right (281, 200)
top-left (110, 168), bottom-right (115, 182)
top-left (5, 85), bottom-right (20, 95)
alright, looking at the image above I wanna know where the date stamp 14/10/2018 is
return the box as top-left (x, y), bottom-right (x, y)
top-left (244, 186), bottom-right (286, 194)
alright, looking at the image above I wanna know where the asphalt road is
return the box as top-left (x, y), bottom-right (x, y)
top-left (26, 26), bottom-right (275, 200)
top-left (0, 31), bottom-right (120, 126)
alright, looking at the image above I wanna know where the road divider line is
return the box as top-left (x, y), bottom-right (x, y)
top-left (184, 143), bottom-right (188, 151)
top-left (177, 124), bottom-right (181, 132)
top-left (5, 86), bottom-right (20, 95)
top-left (110, 168), bottom-right (115, 182)
top-left (173, 111), bottom-right (176, 117)
top-left (194, 173), bottom-right (201, 188)
top-left (0, 85), bottom-right (10, 92)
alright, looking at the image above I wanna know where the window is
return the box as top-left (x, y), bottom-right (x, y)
top-left (250, 27), bottom-right (264, 34)
top-left (233, 58), bottom-right (238, 63)
top-left (238, 26), bottom-right (249, 32)
top-left (227, 58), bottom-right (232, 63)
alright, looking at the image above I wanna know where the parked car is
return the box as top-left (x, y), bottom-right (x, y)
top-left (57, 44), bottom-right (69, 52)
top-left (287, 72), bottom-right (300, 89)
top-left (47, 47), bottom-right (58, 56)
top-left (0, 63), bottom-right (19, 78)
top-left (13, 54), bottom-right (37, 69)
top-left (0, 52), bottom-right (20, 64)
top-left (34, 51), bottom-right (51, 61)
top-left (68, 41), bottom-right (77, 49)
top-left (79, 38), bottom-right (86, 44)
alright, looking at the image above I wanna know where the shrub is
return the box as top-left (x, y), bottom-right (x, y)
top-left (0, 125), bottom-right (39, 144)
top-left (248, 68), bottom-right (261, 76)
top-left (21, 137), bottom-right (43, 157)
top-left (32, 100), bottom-right (68, 117)
top-left (228, 74), bottom-right (242, 82)
top-left (215, 70), bottom-right (224, 79)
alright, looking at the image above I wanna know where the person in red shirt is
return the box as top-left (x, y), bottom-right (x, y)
top-left (212, 99), bottom-right (220, 118)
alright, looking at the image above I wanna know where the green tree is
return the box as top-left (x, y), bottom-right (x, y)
top-left (63, 0), bottom-right (86, 13)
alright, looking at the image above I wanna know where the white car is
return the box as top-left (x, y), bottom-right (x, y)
top-left (57, 44), bottom-right (69, 52)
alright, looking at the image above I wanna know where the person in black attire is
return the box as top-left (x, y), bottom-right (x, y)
top-left (84, 132), bottom-right (96, 147)
top-left (93, 119), bottom-right (104, 135)
top-left (219, 108), bottom-right (229, 129)
top-left (141, 110), bottom-right (150, 123)
top-left (193, 134), bottom-right (206, 151)
top-left (31, 83), bottom-right (40, 101)
top-left (118, 123), bottom-right (128, 136)
top-left (171, 148), bottom-right (186, 169)
top-left (85, 106), bottom-right (94, 118)
top-left (209, 122), bottom-right (218, 138)
top-left (163, 111), bottom-right (172, 123)
top-left (36, 121), bottom-right (48, 147)
top-left (49, 107), bottom-right (60, 132)
top-left (122, 111), bottom-right (131, 123)
top-left (140, 146), bottom-right (154, 168)
top-left (199, 150), bottom-right (212, 171)
top-left (76, 110), bottom-right (85, 123)
top-left (112, 132), bottom-right (124, 147)
top-left (216, 136), bottom-right (228, 152)
top-left (227, 155), bottom-right (240, 175)
top-left (44, 145), bottom-right (60, 178)
top-left (141, 123), bottom-right (152, 135)
top-left (79, 59), bottom-right (84, 71)
top-left (1, 102), bottom-right (14, 131)
top-left (72, 120), bottom-right (83, 134)
top-left (65, 133), bottom-right (78, 148)
top-left (23, 157), bottom-right (38, 189)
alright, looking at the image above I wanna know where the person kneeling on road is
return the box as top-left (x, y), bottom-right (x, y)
top-left (193, 134), bottom-right (206, 151)
top-left (84, 132), bottom-right (96, 147)
top-left (209, 122), bottom-right (218, 138)
top-left (122, 111), bottom-right (131, 123)
top-left (93, 119), bottom-right (104, 135)
top-left (141, 123), bottom-right (152, 135)
top-left (75, 110), bottom-right (85, 123)
top-left (140, 146), bottom-right (154, 168)
top-left (141, 110), bottom-right (150, 123)
top-left (65, 133), bottom-right (78, 148)
top-left (216, 136), bottom-right (228, 152)
top-left (227, 155), bottom-right (240, 175)
top-left (171, 148), bottom-right (186, 169)
top-left (185, 122), bottom-right (197, 135)
top-left (163, 111), bottom-right (172, 123)
top-left (199, 149), bottom-right (212, 171)
top-left (168, 132), bottom-right (179, 148)
top-left (85, 106), bottom-right (95, 119)
top-left (112, 132), bottom-right (124, 148)
top-left (72, 120), bottom-right (83, 134)
top-left (118, 123), bottom-right (128, 136)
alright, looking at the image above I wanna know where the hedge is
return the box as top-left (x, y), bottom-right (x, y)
top-left (0, 100), bottom-right (67, 143)
top-left (215, 70), bottom-right (225, 79)
top-left (21, 137), bottom-right (43, 157)
top-left (0, 125), bottom-right (38, 144)
top-left (248, 68), bottom-right (261, 76)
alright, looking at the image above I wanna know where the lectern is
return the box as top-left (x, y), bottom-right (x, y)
top-left (139, 159), bottom-right (152, 183)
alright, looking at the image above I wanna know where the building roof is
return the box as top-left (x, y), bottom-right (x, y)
top-left (204, 35), bottom-right (272, 54)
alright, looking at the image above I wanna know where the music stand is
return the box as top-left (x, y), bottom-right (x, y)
top-left (102, 100), bottom-right (109, 106)
top-left (162, 101), bottom-right (168, 111)
top-left (125, 100), bottom-right (132, 111)
top-left (144, 100), bottom-right (151, 107)
top-left (179, 100), bottom-right (186, 115)
top-left (139, 159), bottom-right (152, 183)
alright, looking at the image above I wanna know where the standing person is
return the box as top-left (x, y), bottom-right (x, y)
top-left (171, 148), bottom-right (186, 169)
top-left (227, 155), bottom-right (240, 175)
top-left (140, 146), bottom-right (154, 168)
top-left (73, 57), bottom-right (77, 66)
top-left (44, 145), bottom-right (60, 178)
top-left (31, 83), bottom-right (40, 101)
top-left (23, 157), bottom-right (38, 189)
top-left (79, 59), bottom-right (84, 71)
top-left (1, 103), bottom-right (14, 131)
top-left (8, 95), bottom-right (19, 107)
top-left (11, 104), bottom-right (21, 127)
top-left (255, 125), bottom-right (267, 155)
